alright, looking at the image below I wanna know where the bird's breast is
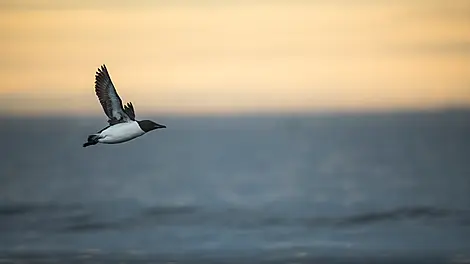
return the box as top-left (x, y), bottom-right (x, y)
top-left (99, 121), bottom-right (145, 143)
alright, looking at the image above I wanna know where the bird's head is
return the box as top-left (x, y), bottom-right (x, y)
top-left (138, 120), bottom-right (167, 132)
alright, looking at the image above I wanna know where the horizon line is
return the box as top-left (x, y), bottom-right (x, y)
top-left (1, 106), bottom-right (469, 119)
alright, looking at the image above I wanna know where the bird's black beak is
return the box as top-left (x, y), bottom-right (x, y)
top-left (156, 124), bottom-right (167, 129)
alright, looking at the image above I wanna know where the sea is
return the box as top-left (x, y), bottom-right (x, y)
top-left (0, 111), bottom-right (469, 263)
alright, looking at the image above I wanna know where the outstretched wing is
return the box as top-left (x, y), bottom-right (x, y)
top-left (123, 102), bottom-right (136, 120)
top-left (94, 65), bottom-right (132, 124)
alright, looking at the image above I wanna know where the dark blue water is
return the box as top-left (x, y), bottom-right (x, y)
top-left (1, 111), bottom-right (469, 263)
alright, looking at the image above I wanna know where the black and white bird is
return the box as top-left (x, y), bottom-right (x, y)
top-left (83, 65), bottom-right (166, 147)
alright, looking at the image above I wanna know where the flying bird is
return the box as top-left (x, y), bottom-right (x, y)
top-left (83, 64), bottom-right (166, 147)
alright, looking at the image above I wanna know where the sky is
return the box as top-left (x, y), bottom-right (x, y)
top-left (0, 0), bottom-right (469, 115)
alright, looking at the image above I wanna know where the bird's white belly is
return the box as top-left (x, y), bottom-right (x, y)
top-left (98, 121), bottom-right (145, 144)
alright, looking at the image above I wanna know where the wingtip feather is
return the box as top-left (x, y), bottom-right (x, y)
top-left (96, 64), bottom-right (107, 75)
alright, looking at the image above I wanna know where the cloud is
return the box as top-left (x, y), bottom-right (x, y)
top-left (393, 41), bottom-right (470, 56)
top-left (413, 1), bottom-right (470, 22)
top-left (1, 0), bottom-right (310, 11)
top-left (1, 0), bottom-right (179, 11)
top-left (0, 0), bottom-right (464, 11)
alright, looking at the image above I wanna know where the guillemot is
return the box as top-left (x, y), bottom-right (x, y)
top-left (83, 64), bottom-right (166, 147)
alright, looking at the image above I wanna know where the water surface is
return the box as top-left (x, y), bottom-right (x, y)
top-left (1, 111), bottom-right (469, 263)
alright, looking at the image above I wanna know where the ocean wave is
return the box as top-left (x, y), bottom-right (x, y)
top-left (0, 203), bottom-right (468, 233)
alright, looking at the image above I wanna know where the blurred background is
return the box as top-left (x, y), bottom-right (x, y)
top-left (1, 0), bottom-right (469, 263)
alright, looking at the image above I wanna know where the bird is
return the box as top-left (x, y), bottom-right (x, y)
top-left (83, 64), bottom-right (166, 147)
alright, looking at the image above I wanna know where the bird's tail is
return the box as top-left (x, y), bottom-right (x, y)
top-left (83, 134), bottom-right (100, 148)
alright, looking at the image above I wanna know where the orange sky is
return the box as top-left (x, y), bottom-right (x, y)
top-left (0, 0), bottom-right (469, 115)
